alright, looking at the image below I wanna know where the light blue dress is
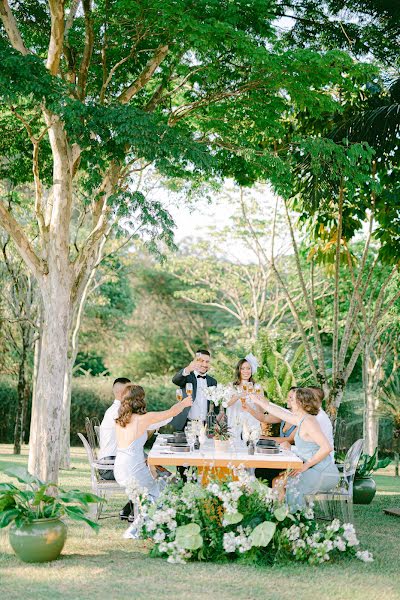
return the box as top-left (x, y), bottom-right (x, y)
top-left (114, 432), bottom-right (165, 501)
top-left (279, 421), bottom-right (296, 438)
top-left (286, 416), bottom-right (339, 511)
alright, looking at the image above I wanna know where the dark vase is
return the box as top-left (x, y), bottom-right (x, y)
top-left (353, 476), bottom-right (377, 505)
top-left (9, 518), bottom-right (67, 563)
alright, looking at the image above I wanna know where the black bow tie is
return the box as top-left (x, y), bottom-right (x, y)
top-left (197, 375), bottom-right (206, 379)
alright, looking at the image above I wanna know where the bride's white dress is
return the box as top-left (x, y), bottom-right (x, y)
top-left (226, 396), bottom-right (262, 433)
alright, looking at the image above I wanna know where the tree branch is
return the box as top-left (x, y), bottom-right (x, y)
top-left (77, 0), bottom-right (94, 100)
top-left (46, 0), bottom-right (65, 75)
top-left (118, 43), bottom-right (169, 105)
top-left (0, 202), bottom-right (47, 279)
top-left (0, 0), bottom-right (28, 54)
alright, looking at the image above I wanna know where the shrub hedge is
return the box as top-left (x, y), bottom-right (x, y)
top-left (0, 375), bottom-right (176, 445)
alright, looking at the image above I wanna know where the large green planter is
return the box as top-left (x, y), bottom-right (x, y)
top-left (353, 476), bottom-right (377, 505)
top-left (9, 518), bottom-right (67, 563)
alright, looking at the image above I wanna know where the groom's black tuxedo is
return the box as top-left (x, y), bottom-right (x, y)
top-left (171, 368), bottom-right (218, 431)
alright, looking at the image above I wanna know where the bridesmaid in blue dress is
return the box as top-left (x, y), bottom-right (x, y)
top-left (251, 387), bottom-right (339, 511)
top-left (114, 384), bottom-right (192, 500)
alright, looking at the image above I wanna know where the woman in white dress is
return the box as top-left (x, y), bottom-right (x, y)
top-left (114, 384), bottom-right (192, 500)
top-left (226, 358), bottom-right (264, 434)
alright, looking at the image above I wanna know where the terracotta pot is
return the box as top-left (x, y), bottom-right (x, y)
top-left (9, 518), bottom-right (67, 563)
top-left (353, 476), bottom-right (377, 505)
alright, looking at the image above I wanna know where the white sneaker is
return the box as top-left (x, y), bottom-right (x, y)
top-left (122, 524), bottom-right (139, 540)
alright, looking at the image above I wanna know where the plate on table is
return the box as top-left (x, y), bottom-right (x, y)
top-left (256, 446), bottom-right (280, 455)
top-left (166, 435), bottom-right (187, 445)
top-left (257, 439), bottom-right (278, 448)
top-left (169, 443), bottom-right (191, 453)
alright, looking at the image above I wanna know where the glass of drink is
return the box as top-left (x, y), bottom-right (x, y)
top-left (176, 389), bottom-right (183, 402)
top-left (247, 382), bottom-right (254, 393)
top-left (242, 382), bottom-right (248, 393)
top-left (254, 383), bottom-right (262, 395)
top-left (186, 383), bottom-right (193, 397)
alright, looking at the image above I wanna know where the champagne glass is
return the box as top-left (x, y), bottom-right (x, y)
top-left (176, 389), bottom-right (183, 402)
top-left (242, 382), bottom-right (248, 394)
top-left (247, 382), bottom-right (254, 393)
top-left (186, 383), bottom-right (193, 398)
top-left (254, 383), bottom-right (262, 395)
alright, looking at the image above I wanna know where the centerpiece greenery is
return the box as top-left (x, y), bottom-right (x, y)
top-left (132, 469), bottom-right (373, 565)
top-left (0, 467), bottom-right (101, 562)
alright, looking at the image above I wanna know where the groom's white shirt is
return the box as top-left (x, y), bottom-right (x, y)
top-left (99, 399), bottom-right (120, 460)
top-left (183, 370), bottom-right (208, 421)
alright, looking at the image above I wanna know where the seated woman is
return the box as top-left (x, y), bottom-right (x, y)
top-left (251, 387), bottom-right (339, 511)
top-left (114, 384), bottom-right (192, 501)
top-left (226, 358), bottom-right (264, 432)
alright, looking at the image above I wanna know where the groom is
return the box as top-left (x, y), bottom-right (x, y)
top-left (171, 349), bottom-right (217, 431)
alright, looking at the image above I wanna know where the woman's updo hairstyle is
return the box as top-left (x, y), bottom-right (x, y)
top-left (115, 384), bottom-right (146, 427)
top-left (293, 387), bottom-right (320, 416)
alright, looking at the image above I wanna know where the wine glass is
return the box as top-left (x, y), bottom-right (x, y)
top-left (254, 383), bottom-right (262, 395)
top-left (176, 389), bottom-right (183, 402)
top-left (247, 382), bottom-right (254, 393)
top-left (242, 382), bottom-right (248, 394)
top-left (186, 383), bottom-right (193, 398)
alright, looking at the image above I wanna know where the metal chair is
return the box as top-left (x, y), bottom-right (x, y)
top-left (306, 438), bottom-right (364, 524)
top-left (78, 432), bottom-right (125, 519)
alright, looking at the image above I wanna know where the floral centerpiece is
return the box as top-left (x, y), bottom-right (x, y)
top-left (203, 384), bottom-right (233, 409)
top-left (133, 469), bottom-right (373, 566)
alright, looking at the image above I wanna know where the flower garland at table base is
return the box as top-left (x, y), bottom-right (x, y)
top-left (127, 469), bottom-right (373, 566)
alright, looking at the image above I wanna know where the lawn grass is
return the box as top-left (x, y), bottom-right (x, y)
top-left (1, 444), bottom-right (400, 600)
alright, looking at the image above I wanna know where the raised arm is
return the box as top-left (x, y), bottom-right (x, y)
top-left (250, 394), bottom-right (299, 426)
top-left (143, 397), bottom-right (192, 427)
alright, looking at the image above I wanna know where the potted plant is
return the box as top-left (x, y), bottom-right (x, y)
top-left (213, 417), bottom-right (231, 452)
top-left (353, 449), bottom-right (391, 505)
top-left (0, 466), bottom-right (101, 563)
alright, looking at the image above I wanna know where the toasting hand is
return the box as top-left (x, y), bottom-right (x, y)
top-left (181, 396), bottom-right (193, 409)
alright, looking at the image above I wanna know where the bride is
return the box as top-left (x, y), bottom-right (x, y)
top-left (114, 384), bottom-right (192, 500)
top-left (226, 357), bottom-right (264, 433)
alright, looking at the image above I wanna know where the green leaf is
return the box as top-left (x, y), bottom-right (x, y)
top-left (0, 508), bottom-right (20, 528)
top-left (249, 521), bottom-right (276, 547)
top-left (175, 523), bottom-right (203, 551)
top-left (274, 506), bottom-right (289, 522)
top-left (223, 512), bottom-right (243, 525)
top-left (4, 467), bottom-right (42, 487)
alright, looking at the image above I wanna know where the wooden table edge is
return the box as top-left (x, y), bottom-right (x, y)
top-left (148, 455), bottom-right (303, 469)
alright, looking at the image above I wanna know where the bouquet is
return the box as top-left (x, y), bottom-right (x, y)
top-left (204, 384), bottom-right (234, 409)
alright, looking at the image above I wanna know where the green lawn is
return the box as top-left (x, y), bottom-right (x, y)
top-left (1, 444), bottom-right (400, 600)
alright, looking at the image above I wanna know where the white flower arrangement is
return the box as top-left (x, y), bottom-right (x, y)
top-left (203, 384), bottom-right (234, 408)
top-left (136, 469), bottom-right (372, 566)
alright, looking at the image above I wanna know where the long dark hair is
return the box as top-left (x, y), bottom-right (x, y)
top-left (233, 359), bottom-right (255, 386)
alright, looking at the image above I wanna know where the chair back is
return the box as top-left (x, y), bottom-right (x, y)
top-left (78, 432), bottom-right (100, 485)
top-left (343, 438), bottom-right (364, 478)
top-left (94, 425), bottom-right (101, 447)
top-left (85, 417), bottom-right (99, 460)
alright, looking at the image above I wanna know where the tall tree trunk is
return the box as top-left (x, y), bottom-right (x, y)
top-left (363, 347), bottom-right (379, 455)
top-left (28, 275), bottom-right (72, 482)
top-left (13, 343), bottom-right (27, 454)
top-left (59, 236), bottom-right (106, 468)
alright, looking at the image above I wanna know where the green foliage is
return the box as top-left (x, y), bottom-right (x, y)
top-left (255, 334), bottom-right (313, 403)
top-left (0, 467), bottom-right (101, 530)
top-left (213, 417), bottom-right (230, 441)
top-left (356, 448), bottom-right (391, 479)
top-left (73, 352), bottom-right (110, 377)
top-left (137, 471), bottom-right (370, 564)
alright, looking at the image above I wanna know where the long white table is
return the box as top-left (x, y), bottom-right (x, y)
top-left (148, 435), bottom-right (303, 471)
